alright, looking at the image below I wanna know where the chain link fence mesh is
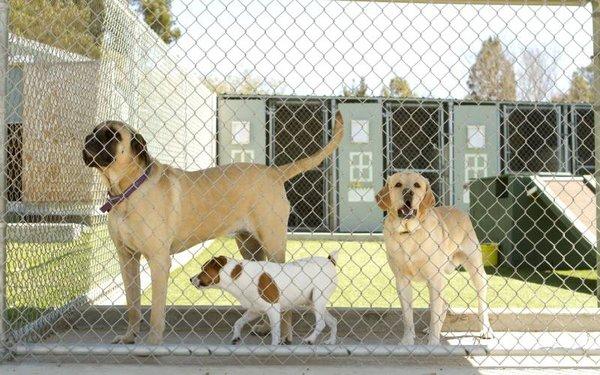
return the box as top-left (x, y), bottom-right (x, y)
top-left (1, 0), bottom-right (599, 364)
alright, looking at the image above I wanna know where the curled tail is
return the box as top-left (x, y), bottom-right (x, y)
top-left (327, 250), bottom-right (340, 267)
top-left (279, 111), bottom-right (344, 181)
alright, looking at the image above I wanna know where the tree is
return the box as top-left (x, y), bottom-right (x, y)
top-left (381, 77), bottom-right (412, 97)
top-left (343, 77), bottom-right (369, 97)
top-left (206, 72), bottom-right (287, 95)
top-left (9, 0), bottom-right (102, 58)
top-left (133, 0), bottom-right (181, 44)
top-left (517, 48), bottom-right (556, 102)
top-left (553, 71), bottom-right (592, 103)
top-left (466, 37), bottom-right (516, 101)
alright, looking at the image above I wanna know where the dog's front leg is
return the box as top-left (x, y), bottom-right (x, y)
top-left (232, 310), bottom-right (261, 344)
top-left (396, 275), bottom-right (415, 345)
top-left (146, 255), bottom-right (171, 345)
top-left (427, 275), bottom-right (445, 346)
top-left (265, 304), bottom-right (282, 345)
top-left (112, 247), bottom-right (141, 344)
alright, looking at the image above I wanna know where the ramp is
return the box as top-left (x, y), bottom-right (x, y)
top-left (530, 176), bottom-right (596, 248)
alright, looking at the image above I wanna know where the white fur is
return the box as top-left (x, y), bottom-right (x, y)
top-left (192, 251), bottom-right (339, 345)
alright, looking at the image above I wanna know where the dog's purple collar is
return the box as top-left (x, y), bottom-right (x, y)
top-left (100, 166), bottom-right (152, 213)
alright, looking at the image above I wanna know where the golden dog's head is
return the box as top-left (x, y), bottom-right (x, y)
top-left (376, 172), bottom-right (435, 221)
top-left (82, 121), bottom-right (150, 170)
top-left (190, 256), bottom-right (228, 288)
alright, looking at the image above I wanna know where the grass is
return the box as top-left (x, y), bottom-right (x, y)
top-left (5, 225), bottom-right (116, 328)
top-left (142, 238), bottom-right (598, 309)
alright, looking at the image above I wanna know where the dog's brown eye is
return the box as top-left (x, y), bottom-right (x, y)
top-left (395, 182), bottom-right (402, 188)
top-left (414, 182), bottom-right (421, 188)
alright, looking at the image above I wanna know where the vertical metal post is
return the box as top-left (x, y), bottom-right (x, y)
top-left (0, 0), bottom-right (8, 347)
top-left (593, 0), bottom-right (600, 304)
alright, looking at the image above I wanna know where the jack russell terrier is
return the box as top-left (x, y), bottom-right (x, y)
top-left (190, 251), bottom-right (339, 345)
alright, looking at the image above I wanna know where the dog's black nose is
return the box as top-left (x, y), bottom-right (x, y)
top-left (189, 277), bottom-right (194, 283)
top-left (405, 200), bottom-right (411, 208)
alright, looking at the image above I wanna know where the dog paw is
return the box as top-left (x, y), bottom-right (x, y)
top-left (283, 338), bottom-right (292, 345)
top-left (231, 337), bottom-right (241, 345)
top-left (324, 339), bottom-right (336, 345)
top-left (302, 338), bottom-right (315, 345)
top-left (427, 337), bottom-right (441, 346)
top-left (145, 334), bottom-right (163, 346)
top-left (111, 333), bottom-right (136, 344)
top-left (400, 334), bottom-right (414, 346)
top-left (480, 328), bottom-right (494, 340)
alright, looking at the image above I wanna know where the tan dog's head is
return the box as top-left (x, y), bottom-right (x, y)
top-left (376, 172), bottom-right (435, 221)
top-left (189, 256), bottom-right (229, 288)
top-left (82, 121), bottom-right (150, 171)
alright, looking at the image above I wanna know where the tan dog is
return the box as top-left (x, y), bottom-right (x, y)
top-left (82, 112), bottom-right (344, 344)
top-left (376, 172), bottom-right (493, 345)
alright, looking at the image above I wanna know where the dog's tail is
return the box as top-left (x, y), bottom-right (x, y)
top-left (279, 111), bottom-right (344, 181)
top-left (327, 250), bottom-right (340, 267)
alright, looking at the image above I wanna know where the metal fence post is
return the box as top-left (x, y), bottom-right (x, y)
top-left (0, 0), bottom-right (8, 350)
top-left (593, 0), bottom-right (600, 305)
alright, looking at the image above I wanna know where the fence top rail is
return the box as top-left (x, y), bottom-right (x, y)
top-left (345, 0), bottom-right (588, 6)
top-left (217, 94), bottom-right (592, 109)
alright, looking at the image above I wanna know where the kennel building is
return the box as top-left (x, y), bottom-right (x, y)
top-left (217, 95), bottom-right (595, 235)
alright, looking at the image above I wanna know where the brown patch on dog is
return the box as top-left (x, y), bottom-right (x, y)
top-left (258, 272), bottom-right (279, 303)
top-left (199, 256), bottom-right (228, 286)
top-left (230, 263), bottom-right (243, 280)
top-left (328, 255), bottom-right (337, 266)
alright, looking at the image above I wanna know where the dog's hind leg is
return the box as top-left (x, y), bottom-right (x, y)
top-left (460, 244), bottom-right (494, 339)
top-left (235, 231), bottom-right (265, 262)
top-left (304, 292), bottom-right (336, 345)
top-left (112, 247), bottom-right (141, 344)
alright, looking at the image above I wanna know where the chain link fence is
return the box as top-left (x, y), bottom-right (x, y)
top-left (0, 0), bottom-right (599, 365)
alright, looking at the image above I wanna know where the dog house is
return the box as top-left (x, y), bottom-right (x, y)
top-left (217, 96), bottom-right (595, 234)
top-left (217, 96), bottom-right (452, 233)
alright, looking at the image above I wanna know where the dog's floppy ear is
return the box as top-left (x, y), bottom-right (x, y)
top-left (375, 184), bottom-right (391, 212)
top-left (200, 256), bottom-right (228, 285)
top-left (131, 132), bottom-right (150, 166)
top-left (418, 182), bottom-right (436, 221)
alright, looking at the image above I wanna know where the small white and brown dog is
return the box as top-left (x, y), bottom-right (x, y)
top-left (190, 252), bottom-right (339, 345)
top-left (376, 171), bottom-right (494, 345)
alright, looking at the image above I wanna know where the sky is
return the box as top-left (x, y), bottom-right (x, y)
top-left (166, 0), bottom-right (593, 99)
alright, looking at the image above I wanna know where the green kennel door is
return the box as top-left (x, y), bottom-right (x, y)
top-left (454, 104), bottom-right (500, 212)
top-left (217, 98), bottom-right (266, 164)
top-left (337, 102), bottom-right (384, 232)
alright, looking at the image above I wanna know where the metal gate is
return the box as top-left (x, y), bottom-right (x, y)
top-left (571, 105), bottom-right (595, 175)
top-left (502, 104), bottom-right (567, 174)
top-left (269, 99), bottom-right (330, 231)
top-left (385, 101), bottom-right (450, 204)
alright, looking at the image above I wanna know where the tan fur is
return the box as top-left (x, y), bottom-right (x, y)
top-left (230, 264), bottom-right (243, 280)
top-left (87, 114), bottom-right (345, 345)
top-left (258, 272), bottom-right (280, 304)
top-left (378, 171), bottom-right (493, 345)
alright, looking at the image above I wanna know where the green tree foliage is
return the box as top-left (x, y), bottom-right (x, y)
top-left (553, 71), bottom-right (592, 103)
top-left (9, 0), bottom-right (103, 58)
top-left (381, 77), bottom-right (412, 97)
top-left (206, 72), bottom-right (287, 95)
top-left (466, 37), bottom-right (516, 101)
top-left (135, 0), bottom-right (180, 44)
top-left (343, 77), bottom-right (368, 97)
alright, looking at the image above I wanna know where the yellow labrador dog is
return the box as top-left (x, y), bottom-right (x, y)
top-left (82, 112), bottom-right (344, 345)
top-left (376, 172), bottom-right (493, 345)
